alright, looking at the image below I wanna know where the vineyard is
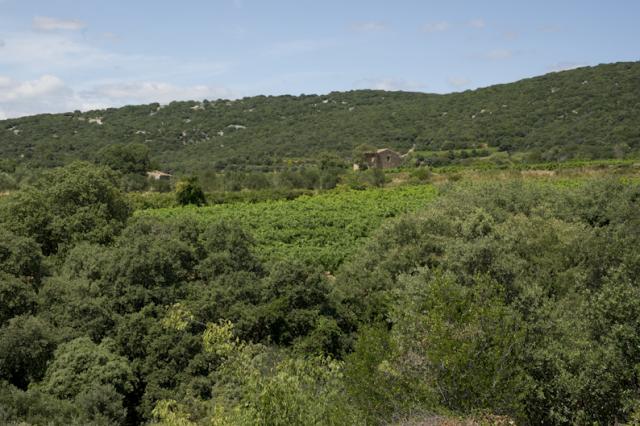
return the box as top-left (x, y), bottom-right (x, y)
top-left (138, 185), bottom-right (438, 270)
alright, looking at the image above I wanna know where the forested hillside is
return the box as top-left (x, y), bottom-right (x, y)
top-left (1, 62), bottom-right (639, 173)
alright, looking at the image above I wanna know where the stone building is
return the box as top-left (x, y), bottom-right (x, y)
top-left (363, 148), bottom-right (403, 169)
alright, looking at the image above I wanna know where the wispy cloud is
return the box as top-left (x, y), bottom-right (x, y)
top-left (447, 77), bottom-right (471, 89)
top-left (421, 21), bottom-right (450, 33)
top-left (485, 48), bottom-right (513, 60)
top-left (355, 77), bottom-right (425, 92)
top-left (0, 74), bottom-right (237, 119)
top-left (0, 29), bottom-right (235, 118)
top-left (351, 21), bottom-right (387, 32)
top-left (0, 74), bottom-right (68, 102)
top-left (468, 18), bottom-right (485, 29)
top-left (84, 81), bottom-right (235, 104)
top-left (33, 16), bottom-right (86, 31)
top-left (0, 74), bottom-right (75, 118)
top-left (0, 31), bottom-right (230, 79)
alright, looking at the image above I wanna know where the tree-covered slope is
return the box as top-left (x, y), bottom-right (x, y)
top-left (1, 61), bottom-right (639, 172)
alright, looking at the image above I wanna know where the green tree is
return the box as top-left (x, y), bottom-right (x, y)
top-left (0, 272), bottom-right (36, 325)
top-left (0, 162), bottom-right (131, 254)
top-left (0, 383), bottom-right (87, 426)
top-left (0, 315), bottom-right (57, 389)
top-left (97, 143), bottom-right (151, 175)
top-left (175, 177), bottom-right (206, 206)
top-left (0, 229), bottom-right (44, 284)
top-left (390, 270), bottom-right (528, 416)
top-left (39, 337), bottom-right (134, 402)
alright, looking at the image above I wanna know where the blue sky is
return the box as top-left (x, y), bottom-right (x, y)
top-left (0, 0), bottom-right (638, 118)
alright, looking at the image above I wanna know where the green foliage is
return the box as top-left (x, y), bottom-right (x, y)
top-left (74, 383), bottom-right (128, 425)
top-left (37, 275), bottom-right (115, 341)
top-left (176, 176), bottom-right (207, 206)
top-left (0, 272), bottom-right (36, 325)
top-left (0, 162), bottom-right (131, 254)
top-left (250, 261), bottom-right (336, 347)
top-left (0, 382), bottom-right (88, 426)
top-left (2, 155), bottom-right (640, 425)
top-left (151, 399), bottom-right (198, 426)
top-left (0, 172), bottom-right (17, 191)
top-left (39, 337), bottom-right (134, 402)
top-left (1, 62), bottom-right (640, 174)
top-left (142, 185), bottom-right (438, 270)
top-left (341, 168), bottom-right (387, 189)
top-left (202, 320), bottom-right (237, 358)
top-left (97, 143), bottom-right (151, 174)
top-left (0, 315), bottom-right (57, 389)
top-left (390, 270), bottom-right (527, 415)
top-left (343, 324), bottom-right (420, 423)
top-left (335, 178), bottom-right (640, 423)
top-left (0, 229), bottom-right (43, 283)
top-left (200, 321), bottom-right (361, 426)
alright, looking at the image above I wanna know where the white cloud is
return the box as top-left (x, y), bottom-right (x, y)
top-left (0, 75), bottom-right (67, 102)
top-left (0, 32), bottom-right (115, 69)
top-left (0, 39), bottom-right (5, 48)
top-left (33, 16), bottom-right (86, 31)
top-left (447, 77), bottom-right (471, 89)
top-left (547, 62), bottom-right (587, 72)
top-left (351, 21), bottom-right (387, 32)
top-left (85, 81), bottom-right (235, 104)
top-left (355, 78), bottom-right (425, 92)
top-left (0, 74), bottom-right (76, 118)
top-left (485, 48), bottom-right (513, 60)
top-left (0, 75), bottom-right (236, 118)
top-left (0, 31), bottom-right (230, 80)
top-left (469, 18), bottom-right (485, 29)
top-left (421, 21), bottom-right (450, 33)
top-left (0, 29), bottom-right (235, 118)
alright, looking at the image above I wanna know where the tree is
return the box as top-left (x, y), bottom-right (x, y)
top-left (39, 337), bottom-right (134, 401)
top-left (0, 229), bottom-right (43, 284)
top-left (0, 273), bottom-right (36, 325)
top-left (390, 270), bottom-right (527, 416)
top-left (97, 143), bottom-right (151, 175)
top-left (0, 162), bottom-right (131, 255)
top-left (175, 177), bottom-right (206, 206)
top-left (0, 315), bottom-right (57, 389)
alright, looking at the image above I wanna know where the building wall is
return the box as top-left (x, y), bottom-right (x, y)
top-left (364, 150), bottom-right (403, 169)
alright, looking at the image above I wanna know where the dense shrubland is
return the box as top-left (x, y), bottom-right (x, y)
top-left (1, 162), bottom-right (640, 425)
top-left (1, 62), bottom-right (639, 178)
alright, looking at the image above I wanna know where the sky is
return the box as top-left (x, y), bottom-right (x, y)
top-left (0, 0), bottom-right (639, 118)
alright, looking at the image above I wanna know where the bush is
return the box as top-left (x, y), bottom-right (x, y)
top-left (176, 177), bottom-right (207, 206)
top-left (0, 315), bottom-right (57, 389)
top-left (0, 162), bottom-right (131, 255)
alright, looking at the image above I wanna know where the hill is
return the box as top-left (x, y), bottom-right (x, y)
top-left (1, 61), bottom-right (639, 173)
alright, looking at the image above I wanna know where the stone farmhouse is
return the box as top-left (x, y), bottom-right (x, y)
top-left (363, 148), bottom-right (403, 169)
